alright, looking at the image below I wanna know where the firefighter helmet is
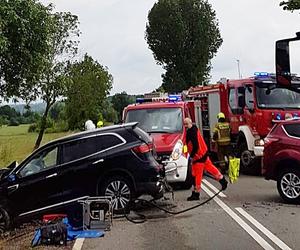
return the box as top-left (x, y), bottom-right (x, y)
top-left (217, 112), bottom-right (225, 119)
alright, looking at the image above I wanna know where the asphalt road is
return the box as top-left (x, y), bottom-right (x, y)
top-left (78, 175), bottom-right (300, 250)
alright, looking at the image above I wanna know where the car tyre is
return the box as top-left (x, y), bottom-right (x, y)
top-left (99, 176), bottom-right (135, 214)
top-left (277, 168), bottom-right (300, 204)
top-left (0, 205), bottom-right (11, 233)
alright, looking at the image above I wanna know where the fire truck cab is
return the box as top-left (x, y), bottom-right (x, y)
top-left (122, 94), bottom-right (193, 188)
top-left (188, 73), bottom-right (300, 174)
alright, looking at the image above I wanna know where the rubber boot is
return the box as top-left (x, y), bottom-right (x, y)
top-left (219, 176), bottom-right (228, 191)
top-left (187, 191), bottom-right (200, 201)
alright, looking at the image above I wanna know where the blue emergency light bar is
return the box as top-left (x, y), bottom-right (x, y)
top-left (136, 94), bottom-right (182, 104)
top-left (254, 72), bottom-right (269, 78)
top-left (168, 94), bottom-right (182, 102)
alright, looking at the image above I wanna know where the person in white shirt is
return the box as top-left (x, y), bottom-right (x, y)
top-left (85, 120), bottom-right (96, 131)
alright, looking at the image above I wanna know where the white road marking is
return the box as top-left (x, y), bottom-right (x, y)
top-left (72, 238), bottom-right (85, 250)
top-left (236, 207), bottom-right (292, 250)
top-left (202, 179), bottom-right (226, 197)
top-left (202, 185), bottom-right (275, 250)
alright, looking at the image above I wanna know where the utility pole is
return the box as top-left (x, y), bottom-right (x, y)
top-left (236, 59), bottom-right (241, 79)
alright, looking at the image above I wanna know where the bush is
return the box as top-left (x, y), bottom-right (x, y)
top-left (8, 118), bottom-right (20, 126)
top-left (45, 120), bottom-right (69, 133)
top-left (28, 123), bottom-right (38, 133)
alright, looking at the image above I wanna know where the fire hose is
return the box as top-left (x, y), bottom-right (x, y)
top-left (121, 161), bottom-right (224, 224)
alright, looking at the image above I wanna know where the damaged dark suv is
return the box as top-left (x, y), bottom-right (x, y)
top-left (0, 122), bottom-right (164, 231)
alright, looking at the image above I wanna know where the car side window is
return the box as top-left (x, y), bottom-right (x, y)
top-left (62, 134), bottom-right (123, 163)
top-left (284, 124), bottom-right (300, 137)
top-left (19, 147), bottom-right (58, 177)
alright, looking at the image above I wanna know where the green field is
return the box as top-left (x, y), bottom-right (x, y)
top-left (0, 125), bottom-right (72, 168)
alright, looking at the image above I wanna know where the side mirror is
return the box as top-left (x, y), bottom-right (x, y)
top-left (276, 32), bottom-right (300, 87)
top-left (7, 173), bottom-right (17, 182)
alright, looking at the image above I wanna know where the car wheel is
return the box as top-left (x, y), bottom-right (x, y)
top-left (100, 176), bottom-right (134, 213)
top-left (238, 142), bottom-right (260, 175)
top-left (277, 168), bottom-right (300, 204)
top-left (0, 206), bottom-right (11, 233)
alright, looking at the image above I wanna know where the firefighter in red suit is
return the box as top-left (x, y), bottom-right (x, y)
top-left (184, 118), bottom-right (228, 201)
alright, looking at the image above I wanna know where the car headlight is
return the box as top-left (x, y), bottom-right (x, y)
top-left (170, 140), bottom-right (183, 161)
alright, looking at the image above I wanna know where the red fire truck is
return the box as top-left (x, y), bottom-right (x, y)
top-left (122, 94), bottom-right (194, 188)
top-left (187, 72), bottom-right (300, 174)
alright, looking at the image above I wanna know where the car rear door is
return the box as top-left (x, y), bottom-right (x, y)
top-left (59, 134), bottom-right (125, 202)
top-left (9, 145), bottom-right (63, 217)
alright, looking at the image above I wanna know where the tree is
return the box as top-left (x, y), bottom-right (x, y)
top-left (0, 0), bottom-right (53, 98)
top-left (65, 54), bottom-right (113, 130)
top-left (33, 11), bottom-right (80, 149)
top-left (111, 92), bottom-right (135, 122)
top-left (49, 102), bottom-right (65, 121)
top-left (101, 99), bottom-right (118, 124)
top-left (145, 0), bottom-right (222, 92)
top-left (280, 0), bottom-right (300, 11)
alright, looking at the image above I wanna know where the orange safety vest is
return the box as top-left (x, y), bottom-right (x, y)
top-left (187, 128), bottom-right (208, 162)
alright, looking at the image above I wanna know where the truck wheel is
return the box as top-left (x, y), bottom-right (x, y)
top-left (180, 161), bottom-right (193, 190)
top-left (277, 168), bottom-right (300, 204)
top-left (0, 205), bottom-right (11, 233)
top-left (238, 142), bottom-right (260, 175)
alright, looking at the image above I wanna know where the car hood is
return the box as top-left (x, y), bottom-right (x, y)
top-left (150, 133), bottom-right (182, 153)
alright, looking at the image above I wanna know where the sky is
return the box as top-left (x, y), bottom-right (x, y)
top-left (41, 0), bottom-right (300, 95)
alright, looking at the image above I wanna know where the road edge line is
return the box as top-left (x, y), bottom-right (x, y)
top-left (72, 238), bottom-right (85, 250)
top-left (202, 185), bottom-right (275, 250)
top-left (202, 179), bottom-right (226, 197)
top-left (235, 207), bottom-right (292, 250)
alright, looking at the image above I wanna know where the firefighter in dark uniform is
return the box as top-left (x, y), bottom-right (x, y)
top-left (184, 118), bottom-right (228, 201)
top-left (213, 112), bottom-right (231, 174)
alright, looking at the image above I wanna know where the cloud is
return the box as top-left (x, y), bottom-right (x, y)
top-left (42, 0), bottom-right (300, 94)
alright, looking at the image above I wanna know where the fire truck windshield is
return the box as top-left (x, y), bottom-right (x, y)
top-left (256, 86), bottom-right (300, 109)
top-left (125, 108), bottom-right (183, 133)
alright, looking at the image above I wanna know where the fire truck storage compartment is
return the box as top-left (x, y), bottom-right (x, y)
top-left (194, 93), bottom-right (220, 146)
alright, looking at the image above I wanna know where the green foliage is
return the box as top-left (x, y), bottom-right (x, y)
top-left (65, 54), bottom-right (113, 130)
top-left (280, 0), bottom-right (300, 11)
top-left (0, 0), bottom-right (54, 98)
top-left (101, 99), bottom-right (118, 123)
top-left (32, 11), bottom-right (80, 149)
top-left (0, 105), bottom-right (20, 118)
top-left (111, 92), bottom-right (135, 122)
top-left (0, 116), bottom-right (8, 126)
top-left (28, 123), bottom-right (38, 133)
top-left (145, 0), bottom-right (223, 92)
top-left (8, 117), bottom-right (19, 126)
top-left (49, 101), bottom-right (66, 121)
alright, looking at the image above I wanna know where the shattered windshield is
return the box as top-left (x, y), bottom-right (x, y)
top-left (125, 108), bottom-right (183, 133)
top-left (256, 85), bottom-right (300, 109)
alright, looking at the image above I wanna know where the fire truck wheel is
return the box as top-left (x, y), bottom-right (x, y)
top-left (238, 142), bottom-right (260, 175)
